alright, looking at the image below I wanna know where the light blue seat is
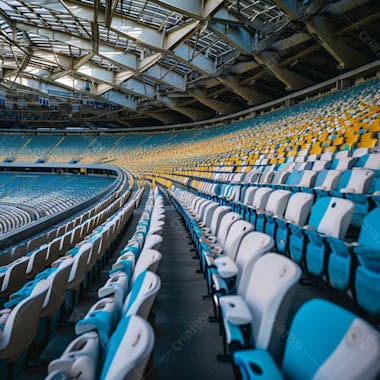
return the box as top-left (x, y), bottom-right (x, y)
top-left (327, 207), bottom-right (380, 295)
top-left (304, 197), bottom-right (354, 276)
top-left (350, 207), bottom-right (380, 315)
top-left (233, 299), bottom-right (380, 380)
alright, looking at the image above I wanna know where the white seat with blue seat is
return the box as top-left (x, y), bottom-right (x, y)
top-left (99, 315), bottom-right (154, 380)
top-left (121, 271), bottom-right (161, 320)
top-left (203, 220), bottom-right (254, 292)
top-left (246, 187), bottom-right (273, 225)
top-left (354, 153), bottom-right (380, 170)
top-left (255, 190), bottom-right (291, 233)
top-left (46, 331), bottom-right (99, 380)
top-left (47, 315), bottom-right (154, 380)
top-left (289, 196), bottom-right (354, 273)
top-left (313, 169), bottom-right (341, 194)
top-left (330, 156), bottom-right (356, 171)
top-left (233, 298), bottom-right (380, 380)
top-left (200, 206), bottom-right (232, 244)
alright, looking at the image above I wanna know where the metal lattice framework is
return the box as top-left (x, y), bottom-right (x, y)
top-left (0, 0), bottom-right (378, 128)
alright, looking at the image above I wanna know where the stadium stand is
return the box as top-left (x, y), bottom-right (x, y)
top-left (0, 173), bottom-right (113, 234)
top-left (0, 76), bottom-right (376, 379)
top-left (0, 0), bottom-right (379, 378)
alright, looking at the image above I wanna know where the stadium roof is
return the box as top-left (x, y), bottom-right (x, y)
top-left (0, 0), bottom-right (379, 129)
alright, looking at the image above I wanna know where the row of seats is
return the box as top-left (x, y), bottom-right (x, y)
top-left (161, 150), bottom-right (380, 227)
top-left (170, 186), bottom-right (380, 379)
top-left (0, 168), bottom-right (131, 267)
top-left (0, 78), bottom-right (378, 175)
top-left (0, 204), bottom-right (33, 235)
top-left (0, 170), bottom-right (132, 311)
top-left (0, 184), bottom-right (140, 378)
top-left (46, 187), bottom-right (165, 379)
top-left (170, 186), bottom-right (380, 317)
top-left (0, 173), bottom-right (114, 235)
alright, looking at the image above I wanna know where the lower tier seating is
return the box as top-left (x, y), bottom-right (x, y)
top-left (45, 187), bottom-right (165, 379)
top-left (169, 185), bottom-right (380, 379)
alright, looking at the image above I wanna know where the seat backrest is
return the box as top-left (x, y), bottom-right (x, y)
top-left (1, 256), bottom-right (29, 296)
top-left (67, 245), bottom-right (91, 289)
top-left (243, 186), bottom-right (258, 205)
top-left (308, 197), bottom-right (355, 238)
top-left (142, 234), bottom-right (163, 251)
top-left (286, 170), bottom-right (304, 186)
top-left (352, 148), bottom-right (369, 158)
top-left (281, 299), bottom-right (380, 380)
top-left (244, 170), bottom-right (260, 184)
top-left (122, 271), bottom-right (161, 319)
top-left (258, 169), bottom-right (274, 184)
top-left (0, 279), bottom-right (49, 358)
top-left (358, 207), bottom-right (380, 252)
top-left (223, 221), bottom-right (254, 260)
top-left (197, 200), bottom-right (212, 220)
top-left (252, 187), bottom-right (273, 210)
top-left (41, 258), bottom-right (74, 318)
top-left (355, 153), bottom-right (380, 170)
top-left (331, 157), bottom-right (355, 171)
top-left (284, 192), bottom-right (314, 225)
top-left (335, 150), bottom-right (350, 159)
top-left (264, 190), bottom-right (291, 216)
top-left (131, 249), bottom-right (162, 283)
top-left (314, 169), bottom-right (341, 191)
top-left (209, 206), bottom-right (231, 237)
top-left (298, 170), bottom-right (317, 188)
top-left (312, 160), bottom-right (330, 171)
top-left (337, 169), bottom-right (375, 194)
top-left (47, 332), bottom-right (99, 380)
top-left (202, 202), bottom-right (219, 227)
top-left (271, 171), bottom-right (289, 185)
top-left (235, 232), bottom-right (274, 294)
top-left (100, 316), bottom-right (154, 380)
top-left (193, 198), bottom-right (205, 214)
top-left (241, 254), bottom-right (301, 349)
top-left (216, 212), bottom-right (242, 246)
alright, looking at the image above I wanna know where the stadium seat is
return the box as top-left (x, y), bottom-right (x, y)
top-left (219, 254), bottom-right (301, 355)
top-left (233, 299), bottom-right (380, 380)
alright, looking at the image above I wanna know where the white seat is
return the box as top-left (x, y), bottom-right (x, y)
top-left (0, 279), bottom-right (49, 360)
top-left (220, 254), bottom-right (301, 351)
